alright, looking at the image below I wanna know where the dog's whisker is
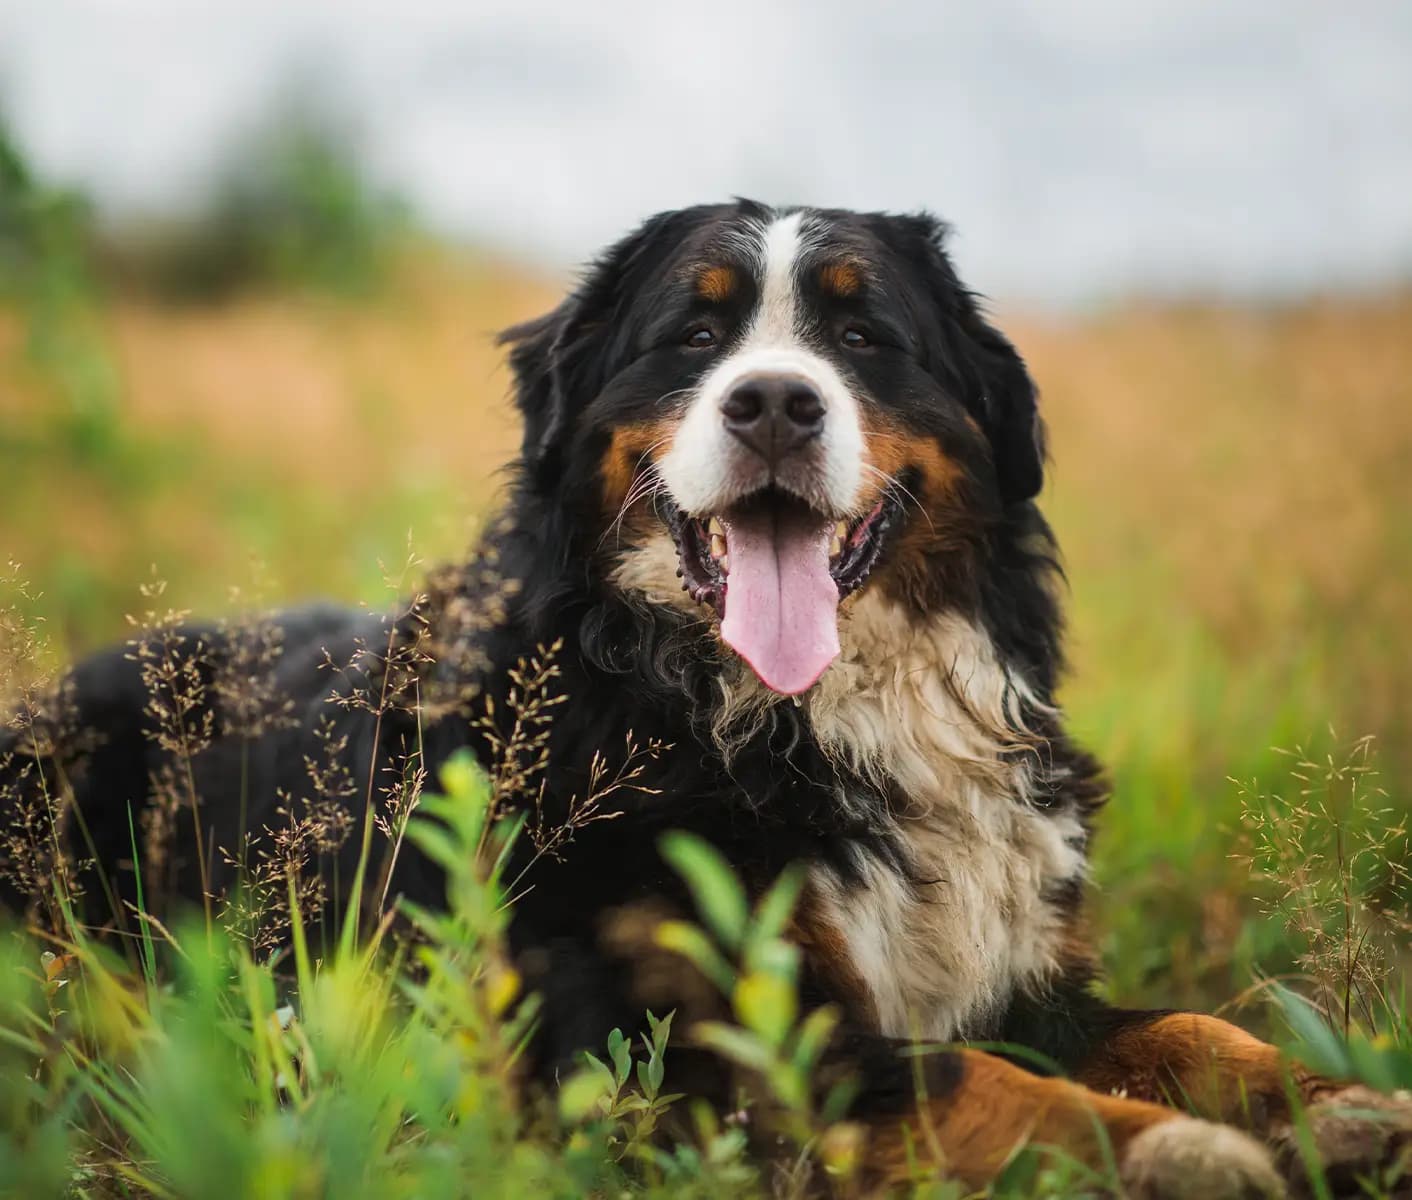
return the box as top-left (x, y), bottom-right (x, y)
top-left (862, 463), bottom-right (934, 531)
top-left (597, 443), bottom-right (671, 550)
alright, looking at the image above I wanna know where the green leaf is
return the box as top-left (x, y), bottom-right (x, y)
top-left (645, 1008), bottom-right (674, 1053)
top-left (655, 920), bottom-right (736, 994)
top-left (1345, 1032), bottom-right (1412, 1092)
top-left (751, 865), bottom-right (805, 945)
top-left (822, 1075), bottom-right (862, 1124)
top-left (607, 1027), bottom-right (632, 1086)
top-left (694, 1022), bottom-right (774, 1074)
top-left (559, 1067), bottom-right (611, 1123)
top-left (792, 1005), bottom-right (840, 1072)
top-left (1272, 986), bottom-right (1353, 1079)
top-left (640, 1010), bottom-right (671, 1098)
top-left (659, 832), bottom-right (749, 951)
top-left (734, 970), bottom-right (797, 1048)
top-left (580, 1051), bottom-right (616, 1094)
top-left (744, 936), bottom-right (799, 984)
top-left (439, 749), bottom-right (489, 806)
top-left (767, 1061), bottom-right (807, 1110)
top-left (286, 874), bottom-right (314, 997)
top-left (404, 822), bottom-right (469, 875)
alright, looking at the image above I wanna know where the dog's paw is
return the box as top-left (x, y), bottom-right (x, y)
top-left (1121, 1117), bottom-right (1285, 1200)
top-left (1270, 1085), bottom-right (1412, 1199)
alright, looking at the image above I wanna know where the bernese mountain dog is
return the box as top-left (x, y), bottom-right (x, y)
top-left (5, 200), bottom-right (1408, 1196)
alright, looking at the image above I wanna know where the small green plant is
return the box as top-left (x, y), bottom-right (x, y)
top-left (560, 1012), bottom-right (682, 1155)
top-left (1271, 984), bottom-right (1412, 1094)
top-left (1234, 735), bottom-right (1412, 1196)
top-left (0, 937), bottom-right (75, 1198)
top-left (1236, 736), bottom-right (1411, 1054)
top-left (1, 738), bottom-right (816, 1199)
top-left (655, 832), bottom-right (862, 1186)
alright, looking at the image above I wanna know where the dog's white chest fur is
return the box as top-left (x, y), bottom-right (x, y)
top-left (801, 595), bottom-right (1085, 1041)
top-left (612, 540), bottom-right (1084, 1041)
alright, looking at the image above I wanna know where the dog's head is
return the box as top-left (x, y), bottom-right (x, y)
top-left (502, 200), bottom-right (1044, 696)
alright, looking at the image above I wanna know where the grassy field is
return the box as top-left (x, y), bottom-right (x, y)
top-left (6, 261), bottom-right (1410, 1004)
top-left (3, 239), bottom-right (1411, 1194)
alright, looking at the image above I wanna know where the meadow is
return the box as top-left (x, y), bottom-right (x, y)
top-left (2, 123), bottom-right (1410, 1194)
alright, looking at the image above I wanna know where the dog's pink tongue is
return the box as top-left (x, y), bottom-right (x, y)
top-left (719, 507), bottom-right (839, 695)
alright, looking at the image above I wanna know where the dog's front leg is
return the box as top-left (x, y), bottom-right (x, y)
top-left (1071, 1010), bottom-right (1412, 1194)
top-left (854, 1044), bottom-right (1281, 1197)
top-left (1073, 1010), bottom-right (1314, 1128)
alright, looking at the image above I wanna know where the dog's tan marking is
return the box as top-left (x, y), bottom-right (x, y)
top-left (864, 1049), bottom-right (1279, 1197)
top-left (695, 263), bottom-right (738, 302)
top-left (856, 413), bottom-right (988, 605)
top-left (598, 900), bottom-right (725, 1027)
top-left (860, 415), bottom-right (966, 505)
top-left (1075, 1012), bottom-right (1323, 1129)
top-left (819, 259), bottom-right (863, 298)
top-left (792, 884), bottom-right (879, 1029)
top-left (600, 420), bottom-right (673, 518)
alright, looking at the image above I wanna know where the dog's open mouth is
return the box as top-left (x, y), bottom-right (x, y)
top-left (663, 486), bottom-right (902, 695)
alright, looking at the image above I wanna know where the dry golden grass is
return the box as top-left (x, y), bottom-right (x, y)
top-left (1019, 299), bottom-right (1412, 769)
top-left (1029, 300), bottom-right (1412, 634)
top-left (0, 252), bottom-right (554, 639)
top-left (106, 252), bottom-right (551, 499)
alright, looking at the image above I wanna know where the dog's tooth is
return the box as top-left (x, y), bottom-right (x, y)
top-left (829, 534), bottom-right (843, 558)
top-left (835, 520), bottom-right (848, 539)
top-left (708, 516), bottom-right (724, 537)
top-left (720, 554), bottom-right (729, 575)
top-left (710, 533), bottom-right (726, 559)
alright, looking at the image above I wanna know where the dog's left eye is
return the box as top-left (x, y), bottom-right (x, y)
top-left (841, 327), bottom-right (870, 349)
top-left (685, 328), bottom-right (716, 348)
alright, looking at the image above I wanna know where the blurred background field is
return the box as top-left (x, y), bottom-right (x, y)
top-left (2, 4), bottom-right (1410, 1028)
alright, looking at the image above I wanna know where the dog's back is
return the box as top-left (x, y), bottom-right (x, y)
top-left (1, 604), bottom-right (381, 928)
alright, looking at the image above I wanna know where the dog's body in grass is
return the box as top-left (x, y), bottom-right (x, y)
top-left (4, 201), bottom-right (1409, 1196)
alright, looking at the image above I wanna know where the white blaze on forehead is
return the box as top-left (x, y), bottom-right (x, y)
top-left (752, 209), bottom-right (812, 345)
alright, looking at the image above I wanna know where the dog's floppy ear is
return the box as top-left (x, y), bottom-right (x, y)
top-left (498, 305), bottom-right (575, 480)
top-left (498, 208), bottom-right (695, 484)
top-left (955, 299), bottom-right (1045, 504)
top-left (893, 213), bottom-right (1046, 504)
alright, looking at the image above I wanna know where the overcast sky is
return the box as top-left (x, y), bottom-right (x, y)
top-left (3, 0), bottom-right (1410, 307)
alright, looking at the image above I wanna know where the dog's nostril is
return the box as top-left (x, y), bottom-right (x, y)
top-left (785, 386), bottom-right (824, 429)
top-left (721, 384), bottom-right (765, 426)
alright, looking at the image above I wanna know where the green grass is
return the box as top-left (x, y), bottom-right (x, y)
top-left (0, 758), bottom-right (870, 1200)
top-left (2, 750), bottom-right (1407, 1198)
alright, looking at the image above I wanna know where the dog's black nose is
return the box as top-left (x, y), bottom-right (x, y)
top-left (720, 374), bottom-right (825, 464)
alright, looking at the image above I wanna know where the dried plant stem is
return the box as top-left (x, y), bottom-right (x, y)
top-left (375, 704), bottom-right (426, 917)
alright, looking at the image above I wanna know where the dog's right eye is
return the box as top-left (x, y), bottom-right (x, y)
top-left (684, 328), bottom-right (716, 348)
